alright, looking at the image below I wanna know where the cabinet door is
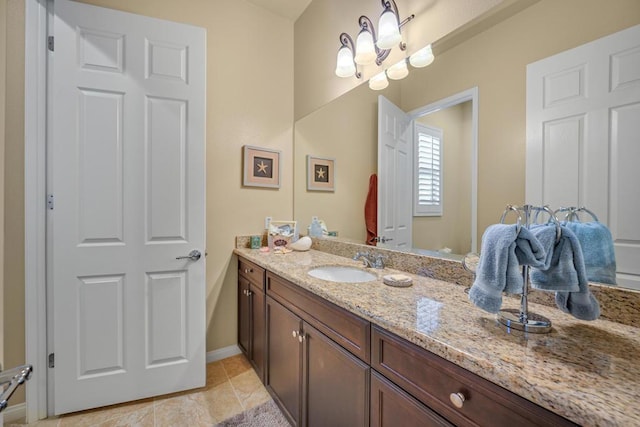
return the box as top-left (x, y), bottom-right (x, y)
top-left (250, 283), bottom-right (265, 382)
top-left (371, 371), bottom-right (453, 427)
top-left (237, 276), bottom-right (251, 356)
top-left (266, 296), bottom-right (302, 426)
top-left (303, 322), bottom-right (370, 427)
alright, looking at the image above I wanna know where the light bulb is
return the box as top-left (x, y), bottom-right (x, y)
top-left (386, 59), bottom-right (408, 80)
top-left (335, 45), bottom-right (356, 78)
top-left (376, 8), bottom-right (401, 50)
top-left (409, 45), bottom-right (435, 68)
top-left (369, 71), bottom-right (389, 90)
top-left (354, 28), bottom-right (376, 65)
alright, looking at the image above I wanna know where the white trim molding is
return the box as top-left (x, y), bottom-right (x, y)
top-left (24, 0), bottom-right (49, 422)
top-left (2, 402), bottom-right (27, 424)
top-left (206, 345), bottom-right (242, 364)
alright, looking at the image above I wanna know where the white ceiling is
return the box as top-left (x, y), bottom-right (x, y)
top-left (246, 0), bottom-right (312, 21)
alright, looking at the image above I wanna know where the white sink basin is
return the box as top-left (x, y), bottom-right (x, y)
top-left (307, 266), bottom-right (377, 283)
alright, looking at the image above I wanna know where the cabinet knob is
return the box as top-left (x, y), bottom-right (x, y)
top-left (298, 334), bottom-right (306, 343)
top-left (292, 330), bottom-right (298, 338)
top-left (449, 392), bottom-right (466, 409)
top-left (244, 268), bottom-right (253, 274)
top-left (246, 290), bottom-right (252, 297)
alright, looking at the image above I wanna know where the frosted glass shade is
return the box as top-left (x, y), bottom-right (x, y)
top-left (369, 71), bottom-right (389, 90)
top-left (376, 9), bottom-right (401, 50)
top-left (409, 45), bottom-right (435, 68)
top-left (354, 29), bottom-right (376, 65)
top-left (335, 45), bottom-right (356, 78)
top-left (387, 60), bottom-right (408, 80)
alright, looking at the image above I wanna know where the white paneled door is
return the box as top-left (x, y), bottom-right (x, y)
top-left (50, 0), bottom-right (206, 414)
top-left (526, 24), bottom-right (640, 289)
top-left (378, 96), bottom-right (413, 250)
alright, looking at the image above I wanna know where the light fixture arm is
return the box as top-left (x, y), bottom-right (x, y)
top-left (338, 33), bottom-right (362, 78)
top-left (380, 0), bottom-right (414, 50)
top-left (358, 15), bottom-right (390, 66)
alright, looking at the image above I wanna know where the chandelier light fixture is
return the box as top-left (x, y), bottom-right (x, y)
top-left (334, 0), bottom-right (436, 90)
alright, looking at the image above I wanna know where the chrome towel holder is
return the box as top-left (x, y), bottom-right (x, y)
top-left (497, 204), bottom-right (560, 334)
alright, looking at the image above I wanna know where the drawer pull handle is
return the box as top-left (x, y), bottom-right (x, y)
top-left (292, 330), bottom-right (298, 338)
top-left (450, 392), bottom-right (466, 409)
top-left (244, 268), bottom-right (253, 274)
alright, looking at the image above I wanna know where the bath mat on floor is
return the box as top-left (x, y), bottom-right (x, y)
top-left (214, 399), bottom-right (290, 427)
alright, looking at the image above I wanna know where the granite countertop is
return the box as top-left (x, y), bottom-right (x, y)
top-left (234, 247), bottom-right (640, 427)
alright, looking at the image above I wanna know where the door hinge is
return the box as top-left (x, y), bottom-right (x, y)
top-left (48, 36), bottom-right (54, 52)
top-left (48, 353), bottom-right (55, 368)
top-left (47, 194), bottom-right (54, 210)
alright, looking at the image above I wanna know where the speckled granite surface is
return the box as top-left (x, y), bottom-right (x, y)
top-left (234, 246), bottom-right (640, 427)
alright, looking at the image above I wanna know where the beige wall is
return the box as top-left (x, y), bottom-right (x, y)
top-left (413, 102), bottom-right (472, 254)
top-left (3, 0), bottom-right (294, 406)
top-left (1, 0), bottom-right (7, 369)
top-left (294, 81), bottom-right (400, 242)
top-left (294, 0), bottom-right (508, 120)
top-left (4, 0), bottom-right (25, 405)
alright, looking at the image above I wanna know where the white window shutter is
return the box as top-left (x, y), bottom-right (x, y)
top-left (414, 123), bottom-right (443, 216)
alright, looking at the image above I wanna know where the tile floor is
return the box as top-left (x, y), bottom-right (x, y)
top-left (8, 354), bottom-right (272, 427)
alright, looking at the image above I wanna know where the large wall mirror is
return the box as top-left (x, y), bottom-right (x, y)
top-left (292, 2), bottom-right (639, 289)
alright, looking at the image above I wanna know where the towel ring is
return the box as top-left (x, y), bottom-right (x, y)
top-left (500, 205), bottom-right (523, 234)
top-left (554, 206), bottom-right (599, 222)
top-left (535, 205), bottom-right (562, 243)
top-left (502, 205), bottom-right (560, 243)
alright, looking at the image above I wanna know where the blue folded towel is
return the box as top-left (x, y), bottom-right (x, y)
top-left (469, 224), bottom-right (546, 313)
top-left (563, 221), bottom-right (617, 285)
top-left (545, 225), bottom-right (601, 320)
top-left (529, 224), bottom-right (581, 292)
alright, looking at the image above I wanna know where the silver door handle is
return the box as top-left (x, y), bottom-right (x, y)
top-left (176, 250), bottom-right (202, 261)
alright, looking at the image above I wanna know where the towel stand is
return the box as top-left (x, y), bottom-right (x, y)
top-left (0, 364), bottom-right (33, 413)
top-left (498, 204), bottom-right (560, 334)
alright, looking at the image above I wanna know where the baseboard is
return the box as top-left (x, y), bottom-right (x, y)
top-left (2, 402), bottom-right (26, 424)
top-left (206, 345), bottom-right (241, 363)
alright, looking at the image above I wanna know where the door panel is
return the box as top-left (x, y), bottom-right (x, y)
top-left (266, 296), bottom-right (302, 426)
top-left (50, 0), bottom-right (206, 414)
top-left (378, 95), bottom-right (413, 249)
top-left (146, 97), bottom-right (188, 241)
top-left (304, 322), bottom-right (369, 427)
top-left (526, 24), bottom-right (640, 289)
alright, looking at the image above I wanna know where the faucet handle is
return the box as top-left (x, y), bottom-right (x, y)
top-left (373, 254), bottom-right (388, 269)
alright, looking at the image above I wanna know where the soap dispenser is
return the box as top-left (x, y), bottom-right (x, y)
top-left (309, 217), bottom-right (323, 238)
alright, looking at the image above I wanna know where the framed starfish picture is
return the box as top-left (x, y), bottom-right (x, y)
top-left (243, 145), bottom-right (281, 188)
top-left (307, 155), bottom-right (335, 191)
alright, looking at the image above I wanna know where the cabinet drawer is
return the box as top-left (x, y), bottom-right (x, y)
top-left (238, 258), bottom-right (265, 289)
top-left (371, 327), bottom-right (576, 427)
top-left (267, 272), bottom-right (370, 363)
top-left (371, 371), bottom-right (452, 427)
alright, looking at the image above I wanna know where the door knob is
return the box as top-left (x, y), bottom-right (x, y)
top-left (176, 250), bottom-right (202, 261)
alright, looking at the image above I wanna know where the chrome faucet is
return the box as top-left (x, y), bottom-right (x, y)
top-left (353, 251), bottom-right (387, 269)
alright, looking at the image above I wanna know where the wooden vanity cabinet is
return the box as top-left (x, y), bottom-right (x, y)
top-left (238, 259), bottom-right (578, 426)
top-left (237, 258), bottom-right (266, 382)
top-left (265, 273), bottom-right (370, 427)
top-left (371, 326), bottom-right (577, 427)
